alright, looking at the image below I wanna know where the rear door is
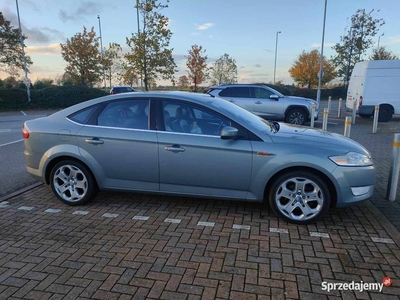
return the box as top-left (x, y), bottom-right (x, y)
top-left (218, 87), bottom-right (254, 112)
top-left (76, 98), bottom-right (159, 191)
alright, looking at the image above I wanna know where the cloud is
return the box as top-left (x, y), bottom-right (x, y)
top-left (25, 43), bottom-right (61, 56)
top-left (263, 49), bottom-right (273, 53)
top-left (240, 65), bottom-right (246, 69)
top-left (2, 8), bottom-right (64, 43)
top-left (386, 35), bottom-right (400, 45)
top-left (254, 64), bottom-right (262, 68)
top-left (196, 23), bottom-right (213, 30)
top-left (59, 1), bottom-right (99, 23)
top-left (191, 32), bottom-right (200, 36)
top-left (208, 35), bottom-right (214, 38)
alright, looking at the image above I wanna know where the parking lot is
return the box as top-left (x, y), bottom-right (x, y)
top-left (1, 101), bottom-right (400, 299)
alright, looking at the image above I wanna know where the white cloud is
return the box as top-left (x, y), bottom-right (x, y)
top-left (309, 43), bottom-right (335, 49)
top-left (196, 23), bottom-right (213, 30)
top-left (386, 35), bottom-right (400, 45)
top-left (25, 43), bottom-right (61, 56)
top-left (191, 32), bottom-right (200, 36)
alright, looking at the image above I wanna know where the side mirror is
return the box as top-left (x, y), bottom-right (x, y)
top-left (220, 126), bottom-right (239, 139)
top-left (270, 94), bottom-right (279, 100)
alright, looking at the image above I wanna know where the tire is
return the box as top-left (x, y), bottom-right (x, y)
top-left (378, 105), bottom-right (394, 122)
top-left (285, 108), bottom-right (307, 125)
top-left (359, 113), bottom-right (371, 119)
top-left (50, 160), bottom-right (97, 206)
top-left (268, 171), bottom-right (331, 224)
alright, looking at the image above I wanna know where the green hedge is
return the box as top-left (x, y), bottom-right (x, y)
top-left (290, 86), bottom-right (346, 100)
top-left (0, 85), bottom-right (108, 111)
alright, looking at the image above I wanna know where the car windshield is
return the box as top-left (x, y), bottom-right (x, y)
top-left (209, 97), bottom-right (275, 133)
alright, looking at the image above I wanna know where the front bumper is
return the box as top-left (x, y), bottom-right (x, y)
top-left (331, 165), bottom-right (376, 208)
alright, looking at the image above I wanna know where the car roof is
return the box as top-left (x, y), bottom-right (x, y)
top-left (51, 91), bottom-right (218, 118)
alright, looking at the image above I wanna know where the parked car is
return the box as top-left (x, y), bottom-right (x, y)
top-left (110, 86), bottom-right (135, 94)
top-left (23, 91), bottom-right (375, 224)
top-left (207, 84), bottom-right (319, 125)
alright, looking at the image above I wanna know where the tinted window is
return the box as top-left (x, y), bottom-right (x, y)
top-left (252, 87), bottom-right (274, 99)
top-left (230, 87), bottom-right (251, 98)
top-left (97, 99), bottom-right (149, 129)
top-left (218, 87), bottom-right (232, 97)
top-left (68, 105), bottom-right (99, 124)
top-left (162, 100), bottom-right (231, 136)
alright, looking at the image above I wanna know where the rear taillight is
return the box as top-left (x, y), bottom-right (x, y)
top-left (22, 125), bottom-right (29, 139)
top-left (359, 96), bottom-right (363, 106)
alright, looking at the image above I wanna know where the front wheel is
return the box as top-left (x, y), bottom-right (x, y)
top-left (285, 109), bottom-right (307, 125)
top-left (268, 171), bottom-right (331, 224)
top-left (50, 160), bottom-right (97, 206)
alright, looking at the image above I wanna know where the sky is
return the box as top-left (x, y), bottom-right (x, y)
top-left (1, 0), bottom-right (400, 86)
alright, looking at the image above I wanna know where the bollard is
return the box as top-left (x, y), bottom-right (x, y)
top-left (344, 116), bottom-right (351, 137)
top-left (386, 134), bottom-right (400, 201)
top-left (322, 108), bottom-right (328, 131)
top-left (352, 99), bottom-right (357, 125)
top-left (310, 105), bottom-right (315, 128)
top-left (338, 98), bottom-right (342, 118)
top-left (328, 96), bottom-right (331, 113)
top-left (372, 105), bottom-right (379, 133)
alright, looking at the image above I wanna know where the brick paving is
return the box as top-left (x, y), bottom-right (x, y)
top-left (0, 100), bottom-right (400, 299)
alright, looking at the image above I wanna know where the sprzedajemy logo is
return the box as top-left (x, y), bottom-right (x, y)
top-left (321, 281), bottom-right (385, 293)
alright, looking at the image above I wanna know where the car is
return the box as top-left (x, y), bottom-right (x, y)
top-left (110, 86), bottom-right (135, 94)
top-left (23, 91), bottom-right (375, 224)
top-left (207, 84), bottom-right (319, 125)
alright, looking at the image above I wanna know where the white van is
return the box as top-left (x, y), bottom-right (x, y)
top-left (346, 60), bottom-right (400, 122)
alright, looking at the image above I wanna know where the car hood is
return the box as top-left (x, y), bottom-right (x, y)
top-left (268, 123), bottom-right (371, 156)
top-left (284, 96), bottom-right (317, 104)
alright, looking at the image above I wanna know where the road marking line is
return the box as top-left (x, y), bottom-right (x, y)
top-left (18, 206), bottom-right (34, 211)
top-left (133, 215), bottom-right (149, 221)
top-left (197, 221), bottom-right (215, 227)
top-left (0, 129), bottom-right (11, 133)
top-left (310, 232), bottom-right (330, 238)
top-left (73, 211), bottom-right (89, 215)
top-left (102, 213), bottom-right (119, 218)
top-left (0, 139), bottom-right (23, 147)
top-left (233, 224), bottom-right (251, 230)
top-left (21, 111), bottom-right (27, 116)
top-left (270, 227), bottom-right (289, 234)
top-left (164, 218), bottom-right (181, 224)
top-left (371, 237), bottom-right (395, 244)
top-left (45, 209), bottom-right (61, 213)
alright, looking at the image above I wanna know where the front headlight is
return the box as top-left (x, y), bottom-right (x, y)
top-left (329, 151), bottom-right (373, 166)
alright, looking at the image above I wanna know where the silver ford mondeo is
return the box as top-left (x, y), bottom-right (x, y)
top-left (23, 91), bottom-right (375, 224)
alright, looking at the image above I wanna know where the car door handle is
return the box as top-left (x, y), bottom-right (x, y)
top-left (255, 101), bottom-right (262, 104)
top-left (85, 138), bottom-right (104, 145)
top-left (165, 145), bottom-right (185, 152)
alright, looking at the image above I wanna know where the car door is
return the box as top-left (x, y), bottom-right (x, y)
top-left (219, 87), bottom-right (255, 112)
top-left (76, 98), bottom-right (159, 191)
top-left (252, 87), bottom-right (284, 119)
top-left (157, 99), bottom-right (253, 199)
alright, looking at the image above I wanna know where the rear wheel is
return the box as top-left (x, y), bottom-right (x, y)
top-left (50, 160), bottom-right (97, 206)
top-left (378, 104), bottom-right (394, 122)
top-left (268, 171), bottom-right (331, 224)
top-left (285, 108), bottom-right (307, 125)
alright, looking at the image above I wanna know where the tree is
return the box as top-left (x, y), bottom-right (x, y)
top-left (117, 62), bottom-right (139, 87)
top-left (177, 75), bottom-right (189, 90)
top-left (101, 43), bottom-right (123, 88)
top-left (125, 0), bottom-right (176, 91)
top-left (289, 49), bottom-right (336, 88)
top-left (369, 46), bottom-right (398, 60)
top-left (210, 53), bottom-right (237, 86)
top-left (60, 26), bottom-right (102, 87)
top-left (33, 78), bottom-right (54, 89)
top-left (186, 44), bottom-right (208, 91)
top-left (332, 9), bottom-right (385, 82)
top-left (0, 12), bottom-right (33, 76)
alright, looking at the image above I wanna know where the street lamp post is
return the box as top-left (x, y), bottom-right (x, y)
top-left (15, 0), bottom-right (30, 102)
top-left (97, 15), bottom-right (106, 90)
top-left (378, 33), bottom-right (384, 50)
top-left (136, 0), bottom-right (143, 90)
top-left (273, 31), bottom-right (281, 84)
top-left (316, 0), bottom-right (327, 104)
